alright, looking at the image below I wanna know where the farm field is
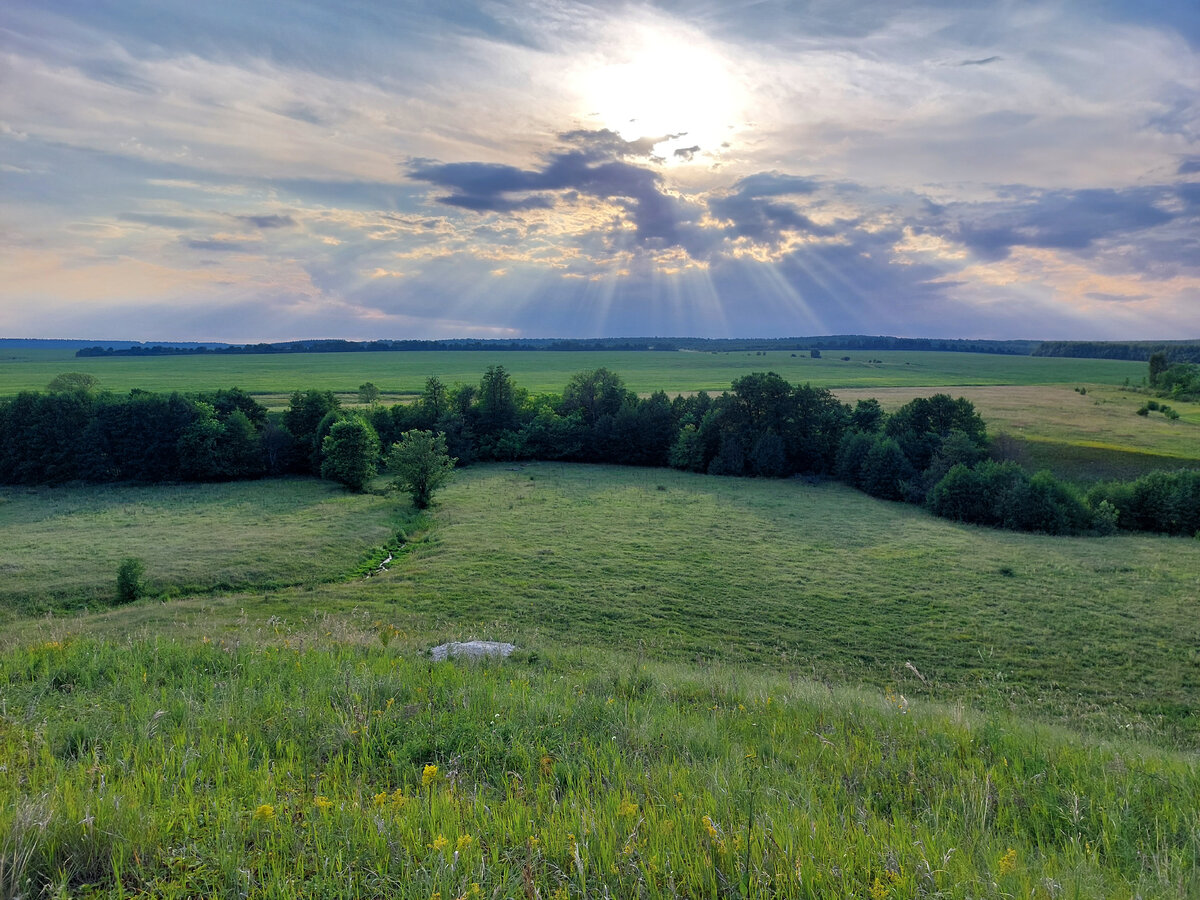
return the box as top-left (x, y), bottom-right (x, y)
top-left (0, 346), bottom-right (1147, 399)
top-left (1, 464), bottom-right (1198, 898)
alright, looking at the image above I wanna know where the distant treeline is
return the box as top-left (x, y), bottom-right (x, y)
top-left (1032, 341), bottom-right (1200, 363)
top-left (73, 335), bottom-right (1038, 357)
top-left (3, 368), bottom-right (1195, 538)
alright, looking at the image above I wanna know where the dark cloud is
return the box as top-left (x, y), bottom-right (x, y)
top-left (959, 55), bottom-right (1000, 66)
top-left (707, 172), bottom-right (831, 243)
top-left (954, 188), bottom-right (1175, 259)
top-left (409, 131), bottom-right (693, 245)
top-left (673, 145), bottom-right (701, 161)
top-left (234, 214), bottom-right (296, 228)
top-left (185, 238), bottom-right (253, 252)
top-left (119, 212), bottom-right (201, 228)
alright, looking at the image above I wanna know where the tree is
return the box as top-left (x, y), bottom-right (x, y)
top-left (47, 372), bottom-right (99, 393)
top-left (560, 368), bottom-right (633, 426)
top-left (358, 382), bottom-right (381, 406)
top-left (477, 365), bottom-right (519, 435)
top-left (1148, 351), bottom-right (1168, 387)
top-left (116, 557), bottom-right (146, 604)
top-left (388, 429), bottom-right (456, 509)
top-left (320, 417), bottom-right (380, 491)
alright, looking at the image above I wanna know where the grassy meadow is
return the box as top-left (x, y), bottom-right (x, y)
top-left (2, 464), bottom-right (1199, 897)
top-left (0, 479), bottom-right (406, 619)
top-left (2, 347), bottom-right (1199, 897)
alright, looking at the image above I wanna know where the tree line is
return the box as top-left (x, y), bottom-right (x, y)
top-left (2, 368), bottom-right (1196, 537)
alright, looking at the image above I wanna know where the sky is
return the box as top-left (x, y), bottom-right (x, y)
top-left (1, 1), bottom-right (1198, 342)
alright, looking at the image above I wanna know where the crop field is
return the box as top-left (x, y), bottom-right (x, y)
top-left (1, 463), bottom-right (1199, 898)
top-left (0, 346), bottom-right (1147, 399)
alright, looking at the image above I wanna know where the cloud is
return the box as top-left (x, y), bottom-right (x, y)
top-left (234, 214), bottom-right (296, 229)
top-left (409, 130), bottom-right (695, 245)
top-left (185, 238), bottom-right (254, 252)
top-left (672, 145), bottom-right (701, 161)
top-left (954, 188), bottom-right (1176, 260)
top-left (958, 56), bottom-right (1000, 66)
top-left (119, 212), bottom-right (202, 228)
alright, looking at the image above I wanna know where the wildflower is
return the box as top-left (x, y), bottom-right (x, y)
top-left (618, 799), bottom-right (638, 818)
top-left (313, 795), bottom-right (333, 811)
top-left (870, 876), bottom-right (889, 900)
top-left (252, 804), bottom-right (275, 821)
top-left (372, 791), bottom-right (389, 807)
top-left (457, 834), bottom-right (473, 852)
top-left (432, 835), bottom-right (450, 852)
top-left (702, 815), bottom-right (719, 840)
top-left (528, 835), bottom-right (541, 849)
top-left (391, 788), bottom-right (406, 807)
top-left (422, 764), bottom-right (439, 786)
top-left (998, 847), bottom-right (1017, 876)
top-left (540, 755), bottom-right (554, 776)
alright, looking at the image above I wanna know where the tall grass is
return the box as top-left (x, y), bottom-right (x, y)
top-left (1, 631), bottom-right (1196, 898)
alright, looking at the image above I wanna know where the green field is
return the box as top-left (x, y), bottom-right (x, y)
top-left (0, 479), bottom-right (402, 618)
top-left (2, 465), bottom-right (1198, 898)
top-left (0, 347), bottom-right (1147, 398)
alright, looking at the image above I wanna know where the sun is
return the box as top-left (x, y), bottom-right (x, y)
top-left (571, 23), bottom-right (745, 163)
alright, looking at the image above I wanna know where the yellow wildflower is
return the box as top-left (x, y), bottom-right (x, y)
top-left (422, 764), bottom-right (439, 787)
top-left (391, 788), bottom-right (406, 807)
top-left (432, 835), bottom-right (450, 852)
top-left (870, 876), bottom-right (889, 900)
top-left (618, 799), bottom-right (638, 818)
top-left (313, 795), bottom-right (333, 811)
top-left (528, 835), bottom-right (541, 849)
top-left (702, 815), bottom-right (719, 840)
top-left (540, 755), bottom-right (554, 776)
top-left (998, 847), bottom-right (1017, 876)
top-left (457, 834), bottom-right (473, 852)
top-left (372, 791), bottom-right (389, 807)
top-left (252, 804), bottom-right (275, 821)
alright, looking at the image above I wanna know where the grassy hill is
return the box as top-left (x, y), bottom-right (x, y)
top-left (1, 466), bottom-right (1197, 897)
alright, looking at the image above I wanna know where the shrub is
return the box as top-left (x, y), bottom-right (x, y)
top-left (116, 557), bottom-right (145, 604)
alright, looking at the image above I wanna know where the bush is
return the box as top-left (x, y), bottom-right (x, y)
top-left (116, 557), bottom-right (145, 604)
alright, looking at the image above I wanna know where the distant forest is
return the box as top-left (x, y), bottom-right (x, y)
top-left (1031, 341), bottom-right (1200, 363)
top-left (75, 336), bottom-right (1040, 357)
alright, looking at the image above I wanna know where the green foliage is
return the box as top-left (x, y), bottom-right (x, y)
top-left (46, 372), bottom-right (99, 393)
top-left (320, 418), bottom-right (381, 492)
top-left (115, 557), bottom-right (145, 604)
top-left (388, 430), bottom-right (456, 509)
top-left (357, 381), bottom-right (380, 405)
top-left (859, 436), bottom-right (913, 500)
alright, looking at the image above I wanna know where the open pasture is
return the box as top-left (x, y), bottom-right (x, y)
top-left (9, 463), bottom-right (1198, 748)
top-left (0, 347), bottom-right (1146, 399)
top-left (0, 478), bottom-right (399, 618)
top-left (3, 465), bottom-right (1199, 897)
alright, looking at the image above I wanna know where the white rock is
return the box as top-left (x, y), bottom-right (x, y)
top-left (430, 640), bottom-right (516, 662)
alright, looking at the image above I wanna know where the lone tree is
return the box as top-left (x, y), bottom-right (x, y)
top-left (47, 372), bottom-right (99, 393)
top-left (320, 417), bottom-right (380, 491)
top-left (388, 429), bottom-right (456, 509)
